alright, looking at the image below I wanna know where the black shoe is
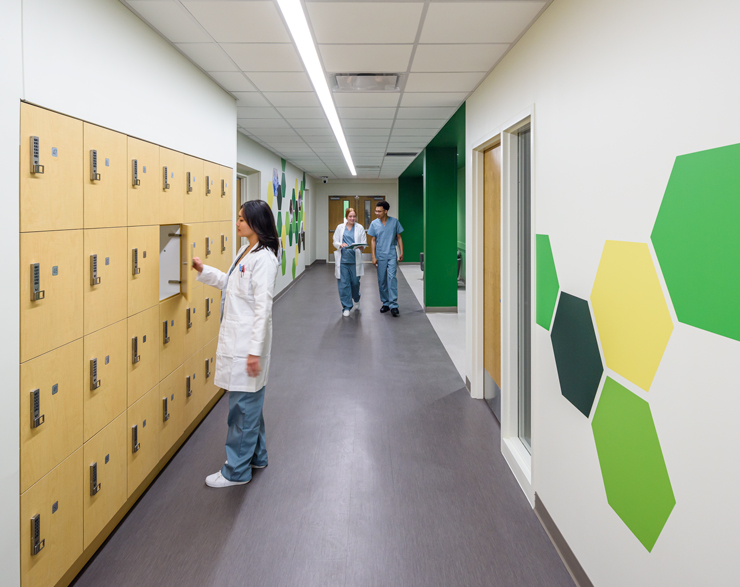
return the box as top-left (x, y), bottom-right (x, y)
top-left (391, 308), bottom-right (400, 317)
top-left (380, 306), bottom-right (390, 313)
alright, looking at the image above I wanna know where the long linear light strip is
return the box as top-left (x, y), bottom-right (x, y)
top-left (277, 0), bottom-right (356, 176)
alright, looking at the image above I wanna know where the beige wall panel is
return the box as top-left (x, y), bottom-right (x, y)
top-left (217, 220), bottom-right (234, 273)
top-left (203, 285), bottom-right (222, 343)
top-left (83, 320), bottom-right (127, 442)
top-left (83, 413), bottom-right (127, 549)
top-left (127, 137), bottom-right (159, 226)
top-left (159, 147), bottom-right (184, 225)
top-left (127, 385), bottom-right (160, 497)
top-left (20, 449), bottom-right (83, 587)
top-left (159, 294), bottom-right (185, 381)
top-left (203, 160), bottom-right (220, 222)
top-left (20, 230), bottom-right (83, 363)
top-left (181, 223), bottom-right (204, 301)
top-left (203, 336), bottom-right (219, 401)
top-left (183, 349), bottom-right (205, 425)
top-left (20, 103), bottom-right (83, 233)
top-left (83, 123), bottom-right (127, 228)
top-left (84, 227), bottom-right (127, 335)
top-left (183, 284), bottom-right (204, 361)
top-left (20, 340), bottom-right (83, 494)
top-left (183, 155), bottom-right (204, 223)
top-left (219, 165), bottom-right (233, 221)
top-left (127, 306), bottom-right (160, 407)
top-left (127, 225), bottom-right (159, 316)
top-left (159, 366), bottom-right (185, 460)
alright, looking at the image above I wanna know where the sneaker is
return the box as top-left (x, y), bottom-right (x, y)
top-left (342, 309), bottom-right (350, 317)
top-left (391, 308), bottom-right (400, 317)
top-left (354, 299), bottom-right (360, 312)
top-left (380, 306), bottom-right (390, 313)
top-left (205, 471), bottom-right (249, 488)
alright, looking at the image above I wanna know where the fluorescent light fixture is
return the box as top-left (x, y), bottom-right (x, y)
top-left (277, 0), bottom-right (356, 176)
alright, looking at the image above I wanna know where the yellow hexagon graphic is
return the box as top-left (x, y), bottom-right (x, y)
top-left (591, 241), bottom-right (673, 391)
top-left (266, 181), bottom-right (273, 209)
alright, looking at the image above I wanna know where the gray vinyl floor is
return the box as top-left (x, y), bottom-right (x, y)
top-left (72, 263), bottom-right (574, 587)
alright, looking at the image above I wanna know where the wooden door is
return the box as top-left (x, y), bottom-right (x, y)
top-left (159, 147), bottom-right (184, 225)
top-left (328, 196), bottom-right (353, 260)
top-left (203, 286), bottom-right (221, 343)
top-left (180, 223), bottom-right (203, 301)
top-left (127, 384), bottom-right (160, 497)
top-left (219, 220), bottom-right (234, 273)
top-left (219, 165), bottom-right (233, 221)
top-left (127, 225), bottom-right (159, 317)
top-left (183, 155), bottom-right (204, 223)
top-left (83, 122), bottom-right (127, 229)
top-left (203, 160), bottom-right (220, 222)
top-left (127, 305), bottom-right (160, 407)
top-left (127, 137), bottom-right (159, 226)
top-left (159, 294), bottom-right (185, 382)
top-left (203, 337), bottom-right (219, 401)
top-left (484, 145), bottom-right (502, 413)
top-left (357, 196), bottom-right (385, 251)
top-left (183, 286), bottom-right (205, 361)
top-left (84, 227), bottom-right (127, 335)
top-left (183, 349), bottom-right (205, 425)
top-left (159, 366), bottom-right (185, 459)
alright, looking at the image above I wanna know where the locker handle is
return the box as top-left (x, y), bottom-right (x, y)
top-left (205, 175), bottom-right (211, 195)
top-left (132, 248), bottom-right (141, 275)
top-left (132, 425), bottom-right (140, 453)
top-left (90, 254), bottom-right (101, 286)
top-left (206, 297), bottom-right (211, 317)
top-left (186, 374), bottom-right (192, 397)
top-left (30, 263), bottom-right (45, 301)
top-left (163, 166), bottom-right (170, 190)
top-left (221, 179), bottom-right (226, 197)
top-left (90, 358), bottom-right (101, 390)
top-left (163, 320), bottom-right (170, 344)
top-left (132, 159), bottom-right (141, 186)
top-left (30, 136), bottom-right (44, 174)
top-left (205, 236), bottom-right (211, 257)
top-left (187, 171), bottom-right (193, 193)
top-left (30, 514), bottom-right (45, 555)
top-left (163, 397), bottom-right (170, 422)
top-left (90, 462), bottom-right (102, 496)
top-left (90, 149), bottom-right (101, 181)
top-left (221, 234), bottom-right (226, 253)
top-left (30, 389), bottom-right (44, 428)
top-left (205, 358), bottom-right (211, 379)
top-left (186, 308), bottom-right (192, 329)
top-left (132, 336), bottom-right (141, 364)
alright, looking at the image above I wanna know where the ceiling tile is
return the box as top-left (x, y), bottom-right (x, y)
top-left (236, 107), bottom-right (282, 119)
top-left (176, 43), bottom-right (237, 71)
top-left (400, 92), bottom-right (468, 108)
top-left (181, 1), bottom-right (290, 43)
top-left (342, 119), bottom-right (393, 129)
top-left (307, 2), bottom-right (423, 44)
top-left (393, 119), bottom-right (445, 129)
top-left (338, 108), bottom-right (397, 119)
top-left (233, 93), bottom-right (271, 107)
top-left (396, 107), bottom-right (455, 120)
top-left (296, 127), bottom-right (333, 136)
top-left (332, 93), bottom-right (400, 108)
top-left (320, 45), bottom-right (413, 72)
top-left (391, 128), bottom-right (437, 137)
top-left (289, 119), bottom-right (330, 129)
top-left (345, 128), bottom-right (390, 137)
top-left (127, 1), bottom-right (210, 43)
top-left (221, 44), bottom-right (304, 72)
top-left (247, 72), bottom-right (313, 92)
top-left (405, 72), bottom-right (485, 93)
top-left (348, 137), bottom-right (390, 144)
top-left (412, 44), bottom-right (509, 73)
top-left (208, 71), bottom-right (256, 92)
top-left (420, 2), bottom-right (546, 44)
top-left (248, 128), bottom-right (299, 138)
top-left (277, 107), bottom-right (325, 119)
top-left (237, 119), bottom-right (290, 129)
top-left (264, 92), bottom-right (320, 107)
top-left (252, 135), bottom-right (306, 144)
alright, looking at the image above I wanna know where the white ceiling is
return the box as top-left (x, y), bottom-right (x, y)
top-left (123, 0), bottom-right (550, 179)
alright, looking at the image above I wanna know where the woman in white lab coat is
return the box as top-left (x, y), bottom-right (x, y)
top-left (333, 208), bottom-right (366, 316)
top-left (193, 200), bottom-right (279, 488)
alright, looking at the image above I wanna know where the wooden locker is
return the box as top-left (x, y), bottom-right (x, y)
top-left (202, 221), bottom-right (218, 268)
top-left (159, 366), bottom-right (185, 460)
top-left (127, 385), bottom-right (160, 497)
top-left (183, 155), bottom-right (204, 223)
top-left (20, 103), bottom-right (83, 233)
top-left (83, 123), bottom-right (127, 228)
top-left (203, 337), bottom-right (219, 402)
top-left (83, 319), bottom-right (127, 442)
top-left (20, 230), bottom-right (83, 363)
top-left (127, 137), bottom-right (159, 226)
top-left (218, 220), bottom-right (234, 273)
top-left (20, 449), bottom-right (83, 587)
top-left (159, 294), bottom-right (185, 382)
top-left (83, 413), bottom-right (126, 549)
top-left (181, 223), bottom-right (204, 301)
top-left (127, 225), bottom-right (159, 317)
top-left (20, 340), bottom-right (83, 494)
top-left (203, 285), bottom-right (222, 343)
top-left (84, 227), bottom-right (127, 336)
top-left (183, 349), bottom-right (205, 425)
top-left (203, 160), bottom-right (220, 222)
top-left (183, 284), bottom-right (204, 361)
top-left (127, 306), bottom-right (160, 407)
top-left (159, 147), bottom-right (184, 225)
top-left (219, 166), bottom-right (233, 221)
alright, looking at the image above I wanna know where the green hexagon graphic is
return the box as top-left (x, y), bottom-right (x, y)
top-left (281, 251), bottom-right (286, 276)
top-left (651, 142), bottom-right (740, 341)
top-left (276, 207), bottom-right (282, 236)
top-left (592, 378), bottom-right (675, 552)
top-left (536, 234), bottom-right (560, 330)
top-left (291, 257), bottom-right (296, 279)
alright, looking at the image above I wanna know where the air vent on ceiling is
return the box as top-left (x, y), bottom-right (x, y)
top-left (334, 73), bottom-right (399, 92)
top-left (386, 152), bottom-right (418, 157)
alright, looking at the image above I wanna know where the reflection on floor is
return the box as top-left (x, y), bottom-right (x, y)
top-left (400, 264), bottom-right (466, 383)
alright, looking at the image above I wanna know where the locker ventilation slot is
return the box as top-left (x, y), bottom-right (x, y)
top-left (31, 514), bottom-right (45, 555)
top-left (30, 389), bottom-right (44, 428)
top-left (30, 136), bottom-right (44, 174)
top-left (90, 358), bottom-right (101, 390)
top-left (132, 248), bottom-right (140, 275)
top-left (187, 308), bottom-right (192, 329)
top-left (90, 462), bottom-right (102, 496)
top-left (132, 159), bottom-right (140, 186)
top-left (205, 359), bottom-right (211, 379)
top-left (205, 176), bottom-right (211, 195)
top-left (163, 320), bottom-right (170, 344)
top-left (163, 166), bottom-right (170, 190)
top-left (90, 149), bottom-right (101, 181)
top-left (187, 172), bottom-right (193, 193)
top-left (132, 425), bottom-right (140, 453)
top-left (186, 375), bottom-right (192, 397)
top-left (90, 254), bottom-right (101, 285)
top-left (163, 397), bottom-right (170, 422)
top-left (30, 263), bottom-right (45, 301)
top-left (132, 336), bottom-right (141, 364)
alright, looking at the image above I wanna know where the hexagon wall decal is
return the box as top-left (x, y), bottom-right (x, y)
top-left (536, 234), bottom-right (560, 330)
top-left (651, 142), bottom-right (740, 341)
top-left (591, 241), bottom-right (673, 391)
top-left (592, 378), bottom-right (675, 552)
top-left (550, 293), bottom-right (604, 417)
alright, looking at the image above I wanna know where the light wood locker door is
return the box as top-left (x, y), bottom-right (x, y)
top-left (218, 220), bottom-right (234, 273)
top-left (183, 155), bottom-right (204, 223)
top-left (83, 319), bottom-right (127, 442)
top-left (219, 166), bottom-right (234, 221)
top-left (180, 223), bottom-right (203, 301)
top-left (203, 337), bottom-right (219, 401)
top-left (203, 285), bottom-right (221, 343)
top-left (84, 227), bottom-right (127, 336)
top-left (20, 103), bottom-right (83, 233)
top-left (127, 225), bottom-right (159, 317)
top-left (127, 137), bottom-right (160, 226)
top-left (202, 221), bottom-right (217, 267)
top-left (159, 366), bottom-right (185, 460)
top-left (21, 230), bottom-right (83, 363)
top-left (127, 385), bottom-right (160, 497)
top-left (20, 340), bottom-right (83, 494)
top-left (203, 160), bottom-right (220, 222)
top-left (484, 145), bottom-right (502, 389)
top-left (159, 294), bottom-right (185, 381)
top-left (83, 413), bottom-right (126, 549)
top-left (183, 285), bottom-right (204, 361)
top-left (183, 349), bottom-right (205, 424)
top-left (159, 147), bottom-right (184, 225)
top-left (83, 123), bottom-right (127, 228)
top-left (20, 449), bottom-right (83, 587)
top-left (127, 306), bottom-right (160, 407)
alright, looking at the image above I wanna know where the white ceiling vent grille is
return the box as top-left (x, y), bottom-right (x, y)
top-left (334, 73), bottom-right (399, 92)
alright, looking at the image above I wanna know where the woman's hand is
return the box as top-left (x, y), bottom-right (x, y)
top-left (246, 355), bottom-right (261, 378)
top-left (192, 256), bottom-right (204, 273)
top-left (340, 243), bottom-right (349, 248)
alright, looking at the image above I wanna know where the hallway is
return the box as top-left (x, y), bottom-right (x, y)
top-left (72, 264), bottom-right (572, 587)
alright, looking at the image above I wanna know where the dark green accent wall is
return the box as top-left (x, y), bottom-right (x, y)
top-left (398, 176), bottom-right (423, 263)
top-left (457, 165), bottom-right (465, 250)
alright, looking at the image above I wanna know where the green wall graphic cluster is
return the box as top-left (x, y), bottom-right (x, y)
top-left (268, 160), bottom-right (306, 278)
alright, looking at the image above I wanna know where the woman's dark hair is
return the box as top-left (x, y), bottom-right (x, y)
top-left (376, 201), bottom-right (390, 211)
top-left (241, 200), bottom-right (279, 257)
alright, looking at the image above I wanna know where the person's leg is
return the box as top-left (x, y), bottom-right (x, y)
top-left (388, 256), bottom-right (399, 309)
top-left (348, 263), bottom-right (360, 304)
top-left (377, 259), bottom-right (389, 307)
top-left (338, 265), bottom-right (353, 311)
top-left (252, 412), bottom-right (268, 467)
top-left (222, 387), bottom-right (266, 482)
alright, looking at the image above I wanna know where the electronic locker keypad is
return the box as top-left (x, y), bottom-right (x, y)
top-left (90, 149), bottom-right (101, 181)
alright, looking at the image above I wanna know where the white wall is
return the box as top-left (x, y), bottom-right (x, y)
top-left (466, 0), bottom-right (740, 585)
top-left (314, 180), bottom-right (399, 260)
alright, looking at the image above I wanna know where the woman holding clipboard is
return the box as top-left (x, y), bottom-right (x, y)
top-left (333, 208), bottom-right (367, 317)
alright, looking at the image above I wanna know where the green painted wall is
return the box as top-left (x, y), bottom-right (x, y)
top-left (457, 166), bottom-right (465, 250)
top-left (398, 176), bottom-right (423, 263)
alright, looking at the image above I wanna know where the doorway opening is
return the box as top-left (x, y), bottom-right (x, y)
top-left (328, 195), bottom-right (385, 261)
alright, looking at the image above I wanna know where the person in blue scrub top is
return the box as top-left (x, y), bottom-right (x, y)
top-left (368, 201), bottom-right (404, 317)
top-left (333, 208), bottom-right (367, 317)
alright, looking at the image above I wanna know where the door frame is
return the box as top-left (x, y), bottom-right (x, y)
top-left (328, 195), bottom-right (385, 262)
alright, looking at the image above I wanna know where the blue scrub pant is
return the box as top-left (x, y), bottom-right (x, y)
top-left (222, 386), bottom-right (267, 482)
top-left (376, 257), bottom-right (399, 309)
top-left (338, 263), bottom-right (361, 311)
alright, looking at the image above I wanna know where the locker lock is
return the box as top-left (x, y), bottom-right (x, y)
top-left (30, 514), bottom-right (45, 556)
top-left (132, 159), bottom-right (141, 186)
top-left (30, 136), bottom-right (44, 174)
top-left (205, 175), bottom-right (211, 195)
top-left (221, 234), bottom-right (226, 253)
top-left (90, 358), bottom-right (101, 390)
top-left (186, 172), bottom-right (193, 193)
top-left (221, 179), bottom-right (226, 197)
top-left (132, 424), bottom-right (140, 453)
top-left (163, 320), bottom-right (170, 344)
top-left (30, 389), bottom-right (45, 428)
top-left (186, 374), bottom-right (192, 397)
top-left (205, 358), bottom-right (211, 379)
top-left (90, 462), bottom-right (102, 496)
top-left (186, 307), bottom-right (193, 329)
top-left (131, 336), bottom-right (141, 364)
top-left (132, 248), bottom-right (141, 275)
top-left (163, 397), bottom-right (170, 422)
top-left (163, 166), bottom-right (170, 190)
top-left (90, 254), bottom-right (101, 286)
top-left (205, 237), bottom-right (211, 257)
top-left (205, 297), bottom-right (211, 317)
top-left (90, 149), bottom-right (101, 181)
top-left (30, 263), bottom-right (45, 302)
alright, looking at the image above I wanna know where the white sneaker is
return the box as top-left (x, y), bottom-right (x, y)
top-left (342, 309), bottom-right (350, 317)
top-left (205, 471), bottom-right (249, 488)
top-left (354, 299), bottom-right (360, 312)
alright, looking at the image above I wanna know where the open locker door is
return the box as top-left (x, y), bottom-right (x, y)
top-left (181, 223), bottom-right (199, 301)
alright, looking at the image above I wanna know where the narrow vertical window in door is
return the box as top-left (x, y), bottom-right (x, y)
top-left (517, 127), bottom-right (532, 452)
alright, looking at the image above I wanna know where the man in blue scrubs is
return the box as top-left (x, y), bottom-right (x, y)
top-left (368, 201), bottom-right (404, 317)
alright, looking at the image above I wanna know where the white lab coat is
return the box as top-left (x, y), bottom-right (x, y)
top-left (333, 222), bottom-right (366, 279)
top-left (197, 245), bottom-right (278, 392)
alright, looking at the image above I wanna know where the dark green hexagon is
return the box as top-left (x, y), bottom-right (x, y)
top-left (276, 207), bottom-right (282, 236)
top-left (651, 142), bottom-right (740, 341)
top-left (592, 378), bottom-right (675, 552)
top-left (550, 293), bottom-right (603, 417)
top-left (536, 234), bottom-right (560, 330)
